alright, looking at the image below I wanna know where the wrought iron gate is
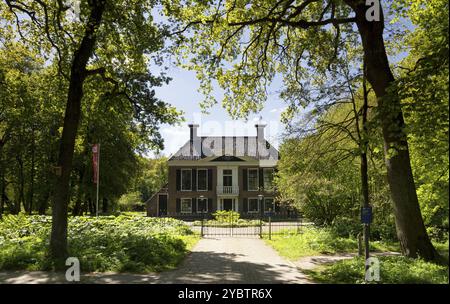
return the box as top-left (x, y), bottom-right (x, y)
top-left (168, 213), bottom-right (303, 238)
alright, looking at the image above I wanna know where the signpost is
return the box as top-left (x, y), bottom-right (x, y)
top-left (361, 205), bottom-right (372, 277)
top-left (92, 144), bottom-right (100, 217)
top-left (361, 206), bottom-right (372, 224)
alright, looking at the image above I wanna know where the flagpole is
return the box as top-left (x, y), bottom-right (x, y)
top-left (96, 143), bottom-right (100, 217)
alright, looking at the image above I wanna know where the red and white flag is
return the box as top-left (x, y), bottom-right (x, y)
top-left (92, 144), bottom-right (99, 184)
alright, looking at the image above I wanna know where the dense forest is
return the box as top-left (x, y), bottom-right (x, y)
top-left (0, 0), bottom-right (448, 277)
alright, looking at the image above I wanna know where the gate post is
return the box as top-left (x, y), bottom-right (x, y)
top-left (259, 214), bottom-right (262, 238)
top-left (268, 214), bottom-right (272, 240)
top-left (201, 213), bottom-right (204, 237)
top-left (230, 211), bottom-right (233, 237)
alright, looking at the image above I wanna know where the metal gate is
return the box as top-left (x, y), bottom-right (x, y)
top-left (170, 213), bottom-right (303, 238)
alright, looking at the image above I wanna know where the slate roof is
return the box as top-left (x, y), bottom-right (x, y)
top-left (169, 136), bottom-right (279, 161)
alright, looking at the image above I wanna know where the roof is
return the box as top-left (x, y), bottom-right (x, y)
top-left (169, 136), bottom-right (279, 161)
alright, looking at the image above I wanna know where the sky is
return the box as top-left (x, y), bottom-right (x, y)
top-left (154, 65), bottom-right (287, 157)
top-left (150, 2), bottom-right (411, 158)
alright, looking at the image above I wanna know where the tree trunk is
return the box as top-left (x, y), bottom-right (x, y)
top-left (50, 0), bottom-right (106, 264)
top-left (16, 155), bottom-right (25, 214)
top-left (88, 197), bottom-right (95, 215)
top-left (28, 126), bottom-right (36, 215)
top-left (102, 197), bottom-right (108, 214)
top-left (349, 1), bottom-right (436, 260)
top-left (38, 191), bottom-right (50, 215)
top-left (0, 166), bottom-right (4, 218)
top-left (361, 70), bottom-right (370, 264)
top-left (72, 170), bottom-right (84, 216)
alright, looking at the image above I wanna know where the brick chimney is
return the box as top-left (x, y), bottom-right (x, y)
top-left (255, 121), bottom-right (268, 158)
top-left (188, 124), bottom-right (201, 157)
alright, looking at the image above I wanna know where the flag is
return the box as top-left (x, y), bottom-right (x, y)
top-left (92, 144), bottom-right (99, 184)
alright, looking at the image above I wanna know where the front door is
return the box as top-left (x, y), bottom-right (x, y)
top-left (223, 198), bottom-right (233, 211)
top-left (158, 194), bottom-right (167, 216)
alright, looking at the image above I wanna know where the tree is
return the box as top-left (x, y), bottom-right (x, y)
top-left (164, 0), bottom-right (437, 260)
top-left (135, 156), bottom-right (168, 203)
top-left (2, 0), bottom-right (180, 264)
top-left (395, 0), bottom-right (449, 239)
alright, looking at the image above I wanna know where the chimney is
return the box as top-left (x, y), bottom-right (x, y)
top-left (188, 124), bottom-right (199, 141)
top-left (188, 124), bottom-right (201, 157)
top-left (255, 121), bottom-right (268, 158)
top-left (255, 123), bottom-right (266, 141)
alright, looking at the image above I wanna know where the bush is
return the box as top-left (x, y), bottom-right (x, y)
top-left (117, 191), bottom-right (145, 212)
top-left (330, 216), bottom-right (397, 242)
top-left (212, 210), bottom-right (240, 223)
top-left (0, 214), bottom-right (197, 272)
top-left (331, 217), bottom-right (361, 238)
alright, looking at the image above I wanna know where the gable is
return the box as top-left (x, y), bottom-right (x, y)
top-left (211, 155), bottom-right (245, 162)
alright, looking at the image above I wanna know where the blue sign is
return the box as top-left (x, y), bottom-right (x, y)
top-left (361, 206), bottom-right (372, 224)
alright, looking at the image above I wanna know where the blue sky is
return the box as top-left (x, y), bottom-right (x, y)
top-left (150, 2), bottom-right (410, 157)
top-left (154, 65), bottom-right (287, 157)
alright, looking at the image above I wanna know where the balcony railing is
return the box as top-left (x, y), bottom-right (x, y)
top-left (217, 185), bottom-right (239, 195)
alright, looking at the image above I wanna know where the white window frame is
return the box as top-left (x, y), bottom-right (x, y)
top-left (263, 197), bottom-right (274, 213)
top-left (223, 169), bottom-right (233, 187)
top-left (180, 198), bottom-right (192, 214)
top-left (181, 169), bottom-right (192, 191)
top-left (196, 197), bottom-right (208, 213)
top-left (197, 169), bottom-right (208, 191)
top-left (263, 168), bottom-right (275, 191)
top-left (247, 168), bottom-right (259, 191)
top-left (247, 197), bottom-right (260, 213)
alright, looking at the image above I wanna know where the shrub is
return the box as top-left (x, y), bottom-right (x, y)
top-left (331, 215), bottom-right (397, 242)
top-left (0, 214), bottom-right (197, 273)
top-left (212, 210), bottom-right (240, 223)
top-left (117, 191), bottom-right (145, 212)
top-left (331, 217), bottom-right (361, 238)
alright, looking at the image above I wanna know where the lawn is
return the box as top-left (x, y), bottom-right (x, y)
top-left (306, 254), bottom-right (449, 284)
top-left (0, 213), bottom-right (199, 273)
top-left (264, 226), bottom-right (399, 259)
top-left (264, 226), bottom-right (449, 284)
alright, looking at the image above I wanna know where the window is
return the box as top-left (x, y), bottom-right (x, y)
top-left (248, 168), bottom-right (259, 191)
top-left (264, 198), bottom-right (274, 213)
top-left (180, 198), bottom-right (192, 213)
top-left (223, 169), bottom-right (233, 187)
top-left (248, 198), bottom-right (259, 213)
top-left (197, 169), bottom-right (208, 191)
top-left (181, 169), bottom-right (192, 191)
top-left (197, 198), bottom-right (208, 213)
top-left (263, 168), bottom-right (274, 190)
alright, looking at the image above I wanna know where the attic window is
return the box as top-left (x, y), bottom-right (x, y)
top-left (266, 142), bottom-right (271, 149)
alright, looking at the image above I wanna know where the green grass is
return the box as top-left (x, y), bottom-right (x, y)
top-left (0, 213), bottom-right (199, 273)
top-left (264, 227), bottom-right (360, 259)
top-left (264, 225), bottom-right (449, 284)
top-left (307, 256), bottom-right (449, 284)
top-left (264, 226), bottom-right (411, 260)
